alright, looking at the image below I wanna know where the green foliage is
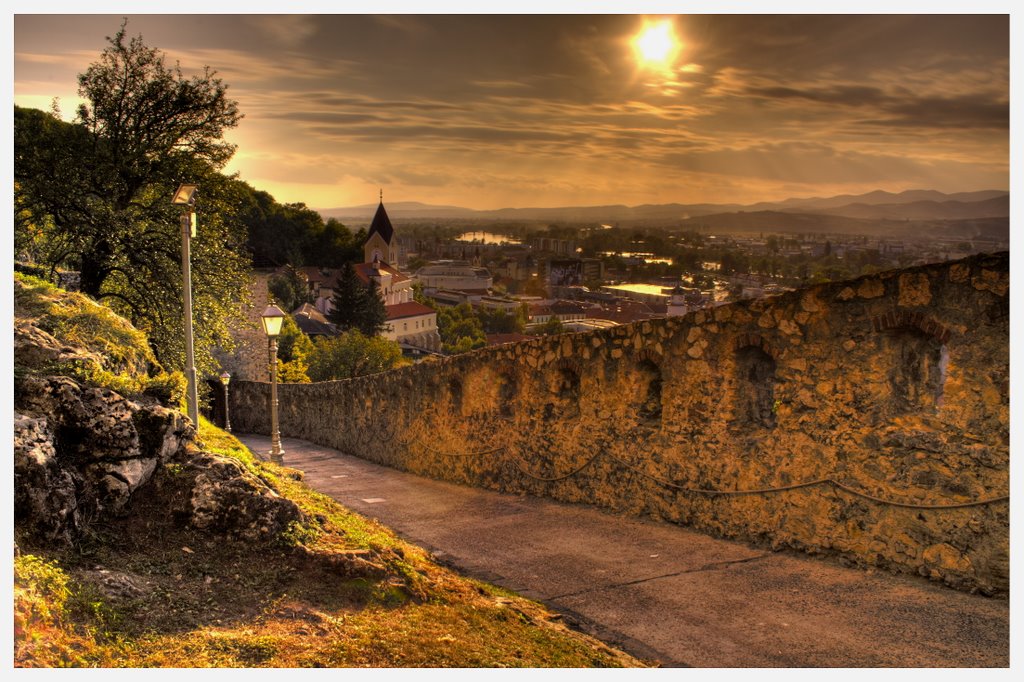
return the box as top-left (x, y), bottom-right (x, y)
top-left (13, 22), bottom-right (248, 382)
top-left (15, 273), bottom-right (156, 375)
top-left (477, 305), bottom-right (526, 334)
top-left (267, 265), bottom-right (311, 313)
top-left (276, 315), bottom-right (315, 364)
top-left (142, 371), bottom-right (188, 408)
top-left (538, 316), bottom-right (564, 336)
top-left (277, 520), bottom-right (322, 549)
top-left (436, 303), bottom-right (486, 354)
top-left (242, 190), bottom-right (362, 268)
top-left (15, 555), bottom-right (72, 623)
top-left (326, 263), bottom-right (387, 336)
top-left (277, 358), bottom-right (312, 384)
top-left (306, 330), bottom-right (407, 381)
top-left (14, 273), bottom-right (187, 405)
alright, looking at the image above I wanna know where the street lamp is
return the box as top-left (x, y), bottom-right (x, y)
top-left (171, 183), bottom-right (199, 426)
top-left (219, 371), bottom-right (232, 433)
top-left (261, 304), bottom-right (286, 463)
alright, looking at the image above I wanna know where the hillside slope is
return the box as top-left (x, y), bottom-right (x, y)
top-left (12, 274), bottom-right (645, 668)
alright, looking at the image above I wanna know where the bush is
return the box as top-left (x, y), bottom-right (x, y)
top-left (306, 331), bottom-right (407, 381)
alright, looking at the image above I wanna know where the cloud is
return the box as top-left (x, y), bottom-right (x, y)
top-left (241, 16), bottom-right (319, 48)
top-left (743, 84), bottom-right (1008, 130)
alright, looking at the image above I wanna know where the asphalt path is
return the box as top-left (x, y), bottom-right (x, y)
top-left (238, 433), bottom-right (1009, 668)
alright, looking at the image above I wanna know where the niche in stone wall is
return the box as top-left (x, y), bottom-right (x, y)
top-left (734, 345), bottom-right (776, 428)
top-left (637, 358), bottom-right (663, 424)
top-left (882, 328), bottom-right (946, 412)
top-left (498, 371), bottom-right (517, 418)
top-left (544, 365), bottom-right (581, 420)
top-left (448, 377), bottom-right (464, 416)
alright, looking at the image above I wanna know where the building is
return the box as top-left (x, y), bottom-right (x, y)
top-left (353, 258), bottom-right (414, 306)
top-left (600, 283), bottom-right (673, 307)
top-left (526, 299), bottom-right (592, 325)
top-left (294, 198), bottom-right (441, 352)
top-left (531, 236), bottom-right (576, 256)
top-left (666, 285), bottom-right (707, 317)
top-left (383, 301), bottom-right (439, 350)
top-left (291, 302), bottom-right (336, 337)
top-left (414, 260), bottom-right (493, 294)
top-left (360, 199), bottom-right (439, 351)
top-left (363, 197), bottom-right (399, 266)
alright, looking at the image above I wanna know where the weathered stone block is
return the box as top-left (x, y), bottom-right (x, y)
top-left (857, 278), bottom-right (885, 299)
top-left (898, 272), bottom-right (932, 306)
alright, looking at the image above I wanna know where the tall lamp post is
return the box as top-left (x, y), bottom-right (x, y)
top-left (171, 183), bottom-right (200, 426)
top-left (261, 305), bottom-right (286, 463)
top-left (219, 371), bottom-right (232, 433)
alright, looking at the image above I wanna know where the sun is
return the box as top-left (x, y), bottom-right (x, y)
top-left (633, 19), bottom-right (680, 68)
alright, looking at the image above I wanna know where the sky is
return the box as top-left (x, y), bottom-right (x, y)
top-left (10, 8), bottom-right (1013, 211)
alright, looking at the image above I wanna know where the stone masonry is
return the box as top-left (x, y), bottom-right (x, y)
top-left (231, 253), bottom-right (1010, 595)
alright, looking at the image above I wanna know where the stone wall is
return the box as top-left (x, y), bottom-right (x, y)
top-left (213, 270), bottom-right (274, 383)
top-left (231, 253), bottom-right (1010, 595)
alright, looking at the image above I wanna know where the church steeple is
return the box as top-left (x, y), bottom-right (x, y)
top-left (364, 193), bottom-right (398, 265)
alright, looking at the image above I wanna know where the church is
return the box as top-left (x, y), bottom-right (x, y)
top-left (303, 198), bottom-right (441, 353)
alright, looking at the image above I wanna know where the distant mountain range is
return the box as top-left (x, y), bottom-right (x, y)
top-left (316, 189), bottom-right (1008, 225)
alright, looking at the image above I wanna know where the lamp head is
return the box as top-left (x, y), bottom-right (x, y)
top-left (261, 305), bottom-right (286, 337)
top-left (171, 184), bottom-right (199, 206)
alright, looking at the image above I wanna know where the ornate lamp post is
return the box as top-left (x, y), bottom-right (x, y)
top-left (171, 183), bottom-right (200, 426)
top-left (261, 305), bottom-right (286, 463)
top-left (219, 371), bottom-right (232, 433)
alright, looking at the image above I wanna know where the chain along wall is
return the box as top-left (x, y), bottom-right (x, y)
top-left (231, 252), bottom-right (1009, 595)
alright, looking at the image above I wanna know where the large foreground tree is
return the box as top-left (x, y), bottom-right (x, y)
top-left (14, 23), bottom-right (248, 378)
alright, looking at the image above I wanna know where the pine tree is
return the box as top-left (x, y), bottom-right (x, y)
top-left (326, 263), bottom-right (367, 332)
top-left (326, 263), bottom-right (388, 336)
top-left (359, 280), bottom-right (388, 337)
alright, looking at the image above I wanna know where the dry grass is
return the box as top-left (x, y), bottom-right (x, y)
top-left (14, 419), bottom-right (647, 669)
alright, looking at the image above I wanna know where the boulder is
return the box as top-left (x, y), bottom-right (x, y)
top-left (166, 452), bottom-right (305, 542)
top-left (13, 414), bottom-right (79, 545)
top-left (14, 374), bottom-right (193, 543)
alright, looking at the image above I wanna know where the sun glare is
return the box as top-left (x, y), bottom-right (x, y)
top-left (633, 20), bottom-right (680, 68)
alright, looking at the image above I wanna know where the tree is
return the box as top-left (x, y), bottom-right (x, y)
top-left (478, 305), bottom-right (526, 334)
top-left (538, 316), bottom-right (564, 335)
top-left (273, 316), bottom-right (314, 383)
top-left (436, 303), bottom-right (486, 354)
top-left (306, 331), bottom-right (407, 381)
top-left (14, 23), bottom-right (246, 381)
top-left (326, 263), bottom-right (387, 336)
top-left (268, 265), bottom-right (311, 313)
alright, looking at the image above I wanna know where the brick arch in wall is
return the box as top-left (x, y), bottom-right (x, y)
top-left (733, 332), bottom-right (777, 359)
top-left (871, 309), bottom-right (953, 343)
top-left (870, 310), bottom-right (952, 412)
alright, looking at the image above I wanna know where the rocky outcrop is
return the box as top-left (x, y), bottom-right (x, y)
top-left (13, 288), bottom-right (306, 548)
top-left (13, 414), bottom-right (80, 545)
top-left (13, 320), bottom-right (103, 372)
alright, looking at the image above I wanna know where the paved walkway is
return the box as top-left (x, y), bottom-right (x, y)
top-left (238, 433), bottom-right (1009, 668)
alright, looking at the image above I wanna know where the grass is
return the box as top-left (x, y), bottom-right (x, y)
top-left (14, 272), bottom-right (186, 405)
top-left (14, 418), bottom-right (647, 668)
